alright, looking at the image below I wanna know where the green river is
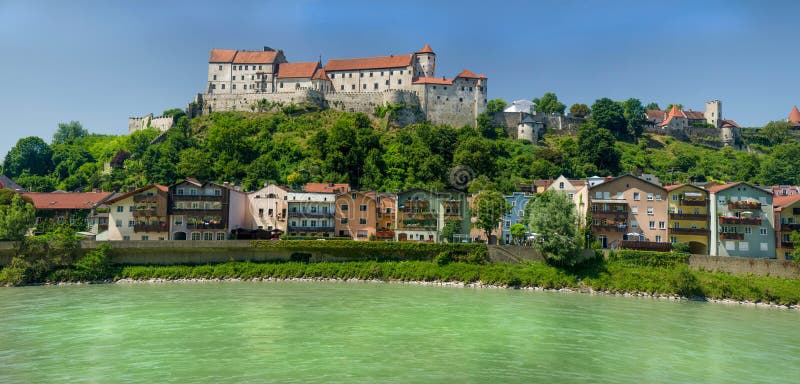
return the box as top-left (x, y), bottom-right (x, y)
top-left (1, 281), bottom-right (798, 383)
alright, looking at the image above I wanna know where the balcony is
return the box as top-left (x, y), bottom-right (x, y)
top-left (377, 212), bottom-right (395, 219)
top-left (403, 200), bottom-right (430, 210)
top-left (669, 227), bottom-right (709, 235)
top-left (171, 208), bottom-right (223, 216)
top-left (186, 223), bottom-right (226, 230)
top-left (719, 216), bottom-right (762, 226)
top-left (720, 232), bottom-right (744, 240)
top-left (134, 223), bottom-right (169, 233)
top-left (443, 211), bottom-right (463, 218)
top-left (287, 211), bottom-right (334, 219)
top-left (782, 223), bottom-right (800, 231)
top-left (621, 241), bottom-right (673, 252)
top-left (593, 223), bottom-right (628, 232)
top-left (679, 199), bottom-right (706, 207)
top-left (172, 194), bottom-right (224, 202)
top-left (132, 209), bottom-right (159, 217)
top-left (289, 226), bottom-right (335, 233)
top-left (376, 230), bottom-right (395, 238)
top-left (400, 219), bottom-right (437, 230)
top-left (728, 201), bottom-right (761, 210)
top-left (133, 195), bottom-right (158, 203)
top-left (669, 213), bottom-right (708, 221)
top-left (592, 210), bottom-right (628, 218)
top-left (781, 241), bottom-right (794, 249)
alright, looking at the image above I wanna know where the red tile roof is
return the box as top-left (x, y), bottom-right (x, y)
top-left (23, 192), bottom-right (114, 210)
top-left (277, 62), bottom-right (320, 79)
top-left (209, 49), bottom-right (281, 64)
top-left (789, 106), bottom-right (800, 124)
top-left (664, 183), bottom-right (686, 192)
top-left (646, 110), bottom-right (666, 121)
top-left (325, 54), bottom-right (413, 71)
top-left (660, 105), bottom-right (686, 126)
top-left (705, 182), bottom-right (741, 193)
top-left (684, 110), bottom-right (705, 120)
top-left (456, 69), bottom-right (487, 79)
top-left (209, 49), bottom-right (237, 63)
top-left (304, 183), bottom-right (351, 193)
top-left (413, 77), bottom-right (453, 85)
top-left (720, 119), bottom-right (739, 128)
top-left (773, 194), bottom-right (800, 210)
top-left (416, 44), bottom-right (435, 54)
top-left (312, 67), bottom-right (330, 81)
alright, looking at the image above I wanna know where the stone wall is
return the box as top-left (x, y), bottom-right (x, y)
top-left (689, 255), bottom-right (800, 279)
top-left (202, 89), bottom-right (324, 113)
top-left (492, 112), bottom-right (585, 139)
top-left (128, 114), bottom-right (176, 134)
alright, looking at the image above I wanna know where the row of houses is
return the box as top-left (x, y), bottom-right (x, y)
top-left (15, 179), bottom-right (472, 244)
top-left (498, 174), bottom-right (800, 260)
top-left (9, 174), bottom-right (800, 260)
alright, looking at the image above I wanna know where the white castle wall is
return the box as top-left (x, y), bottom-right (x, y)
top-left (128, 114), bottom-right (175, 134)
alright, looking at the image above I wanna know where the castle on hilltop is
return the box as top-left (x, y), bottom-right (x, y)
top-left (644, 100), bottom-right (742, 148)
top-left (186, 44), bottom-right (488, 127)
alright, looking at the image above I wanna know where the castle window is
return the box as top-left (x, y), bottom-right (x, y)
top-left (363, 84), bottom-right (367, 89)
top-left (443, 87), bottom-right (447, 90)
top-left (385, 80), bottom-right (389, 85)
top-left (351, 84), bottom-right (356, 90)
top-left (461, 87), bottom-right (465, 91)
top-left (397, 79), bottom-right (402, 85)
top-left (390, 70), bottom-right (393, 75)
top-left (213, 75), bottom-right (217, 80)
top-left (221, 84), bottom-right (225, 89)
top-left (370, 72), bottom-right (373, 77)
top-left (280, 82), bottom-right (283, 88)
top-left (232, 66), bottom-right (236, 71)
top-left (232, 84), bottom-right (236, 90)
top-left (470, 87), bottom-right (473, 91)
top-left (251, 75), bottom-right (254, 80)
top-left (245, 66), bottom-right (248, 70)
top-left (374, 83), bottom-right (378, 90)
top-left (360, 73), bottom-right (364, 78)
top-left (400, 70), bottom-right (403, 75)
top-left (381, 71), bottom-right (384, 76)
top-left (348, 73), bottom-right (352, 78)
top-left (330, 73), bottom-right (335, 79)
top-left (259, 65), bottom-right (262, 70)
top-left (239, 66), bottom-right (243, 70)
top-left (341, 85), bottom-right (344, 90)
top-left (437, 96), bottom-right (440, 100)
top-left (211, 84), bottom-right (216, 89)
top-left (218, 65), bottom-right (222, 70)
top-left (433, 86), bottom-right (436, 89)
top-left (459, 98), bottom-right (463, 102)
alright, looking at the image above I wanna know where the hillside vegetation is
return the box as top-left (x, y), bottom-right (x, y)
top-left (2, 106), bottom-right (799, 194)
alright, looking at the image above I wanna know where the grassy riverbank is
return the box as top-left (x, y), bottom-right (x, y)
top-left (113, 259), bottom-right (800, 306)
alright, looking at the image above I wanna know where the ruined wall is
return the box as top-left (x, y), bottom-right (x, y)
top-left (128, 114), bottom-right (175, 134)
top-left (202, 89), bottom-right (324, 113)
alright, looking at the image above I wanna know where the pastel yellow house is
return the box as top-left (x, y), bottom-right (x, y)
top-left (774, 195), bottom-right (800, 260)
top-left (665, 183), bottom-right (710, 254)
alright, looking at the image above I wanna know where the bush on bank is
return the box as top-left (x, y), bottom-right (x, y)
top-left (251, 240), bottom-right (489, 264)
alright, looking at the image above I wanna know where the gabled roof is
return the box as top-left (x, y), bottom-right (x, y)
top-left (789, 106), bottom-right (800, 124)
top-left (588, 173), bottom-right (665, 191)
top-left (720, 119), bottom-right (739, 128)
top-left (325, 54), bottom-right (413, 71)
top-left (22, 191), bottom-right (114, 210)
top-left (645, 110), bottom-right (666, 121)
top-left (209, 49), bottom-right (237, 63)
top-left (660, 106), bottom-right (687, 126)
top-left (105, 184), bottom-right (168, 204)
top-left (0, 175), bottom-right (25, 192)
top-left (183, 177), bottom-right (202, 187)
top-left (684, 110), bottom-right (705, 120)
top-left (416, 44), bottom-right (435, 54)
top-left (304, 183), bottom-right (350, 194)
top-left (773, 194), bottom-right (800, 210)
top-left (665, 183), bottom-right (707, 194)
top-left (413, 77), bottom-right (453, 85)
top-left (312, 67), bottom-right (330, 81)
top-left (277, 62), bottom-right (320, 79)
top-left (706, 181), bottom-right (771, 195)
top-left (455, 69), bottom-right (487, 79)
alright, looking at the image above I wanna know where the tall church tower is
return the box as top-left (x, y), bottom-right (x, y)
top-left (704, 100), bottom-right (722, 128)
top-left (414, 44), bottom-right (436, 78)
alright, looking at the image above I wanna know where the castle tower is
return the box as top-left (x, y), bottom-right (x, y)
top-left (788, 106), bottom-right (800, 127)
top-left (704, 100), bottom-right (721, 128)
top-left (414, 44), bottom-right (436, 78)
top-left (517, 115), bottom-right (536, 142)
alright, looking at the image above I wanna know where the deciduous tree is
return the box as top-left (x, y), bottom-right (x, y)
top-left (486, 99), bottom-right (507, 113)
top-left (569, 103), bottom-right (591, 117)
top-left (533, 92), bottom-right (566, 115)
top-left (527, 190), bottom-right (580, 266)
top-left (472, 190), bottom-right (511, 241)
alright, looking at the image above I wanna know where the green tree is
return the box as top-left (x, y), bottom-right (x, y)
top-left (509, 223), bottom-right (527, 245)
top-left (472, 190), bottom-right (511, 242)
top-left (176, 148), bottom-right (214, 181)
top-left (52, 121), bottom-right (89, 145)
top-left (476, 112), bottom-right (502, 139)
top-left (761, 120), bottom-right (792, 146)
top-left (2, 137), bottom-right (54, 178)
top-left (666, 103), bottom-right (684, 110)
top-left (622, 98), bottom-right (647, 140)
top-left (645, 102), bottom-right (660, 111)
top-left (569, 103), bottom-right (591, 117)
top-left (0, 194), bottom-right (36, 242)
top-left (791, 232), bottom-right (800, 263)
top-left (590, 98), bottom-right (626, 138)
top-left (533, 92), bottom-right (566, 115)
top-left (758, 142), bottom-right (800, 185)
top-left (439, 220), bottom-right (463, 243)
top-left (486, 99), bottom-right (508, 113)
top-left (527, 190), bottom-right (580, 266)
top-left (577, 122), bottom-right (620, 175)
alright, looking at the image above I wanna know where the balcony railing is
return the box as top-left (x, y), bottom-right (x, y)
top-left (669, 227), bottom-right (709, 235)
top-left (592, 210), bottom-right (628, 218)
top-left (719, 232), bottom-right (744, 240)
top-left (171, 208), bottom-right (223, 215)
top-left (172, 194), bottom-right (224, 202)
top-left (621, 241), bottom-right (673, 252)
top-left (288, 226), bottom-right (335, 233)
top-left (186, 223), bottom-right (226, 230)
top-left (679, 199), bottom-right (706, 207)
top-left (132, 209), bottom-right (159, 217)
top-left (781, 241), bottom-right (794, 249)
top-left (669, 213), bottom-right (708, 221)
top-left (377, 212), bottom-right (395, 218)
top-left (376, 230), bottom-right (395, 238)
top-left (287, 211), bottom-right (334, 219)
top-left (728, 201), bottom-right (761, 210)
top-left (719, 216), bottom-right (762, 225)
top-left (134, 223), bottom-right (169, 233)
top-left (782, 223), bottom-right (800, 231)
top-left (592, 224), bottom-right (628, 232)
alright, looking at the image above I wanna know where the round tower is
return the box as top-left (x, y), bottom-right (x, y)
top-left (415, 44), bottom-right (436, 78)
top-left (704, 100), bottom-right (721, 128)
top-left (517, 115), bottom-right (536, 142)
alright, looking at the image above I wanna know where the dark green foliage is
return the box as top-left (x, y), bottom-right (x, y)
top-left (486, 99), bottom-right (507, 113)
top-left (2, 136), bottom-right (54, 178)
top-left (577, 122), bottom-right (620, 175)
top-left (438, 220), bottom-right (463, 243)
top-left (568, 103), bottom-right (590, 117)
top-left (73, 243), bottom-right (112, 281)
top-left (251, 240), bottom-right (487, 263)
top-left (527, 190), bottom-right (581, 266)
top-left (590, 98), bottom-right (627, 138)
top-left (532, 92), bottom-right (566, 115)
top-left (609, 250), bottom-right (690, 267)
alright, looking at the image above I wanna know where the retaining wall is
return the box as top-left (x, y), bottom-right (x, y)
top-left (689, 255), bottom-right (800, 279)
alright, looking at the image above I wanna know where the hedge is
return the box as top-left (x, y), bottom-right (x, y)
top-left (609, 250), bottom-right (690, 268)
top-left (251, 240), bottom-right (488, 263)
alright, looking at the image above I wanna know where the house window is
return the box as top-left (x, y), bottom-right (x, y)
top-left (658, 221), bottom-right (665, 229)
top-left (217, 232), bottom-right (225, 240)
top-left (631, 220), bottom-right (638, 228)
top-left (760, 228), bottom-right (767, 235)
top-left (647, 207), bottom-right (654, 215)
top-left (341, 218), bottom-right (348, 224)
top-left (647, 193), bottom-right (654, 201)
top-left (129, 206), bottom-right (135, 212)
top-left (191, 232), bottom-right (201, 240)
top-left (670, 236), bottom-right (677, 243)
top-left (123, 235), bottom-right (130, 241)
top-left (655, 195), bottom-right (662, 201)
top-left (116, 220), bottom-right (122, 227)
top-left (559, 182), bottom-right (564, 189)
top-left (649, 221), bottom-right (655, 229)
top-left (359, 205), bottom-right (367, 212)
top-left (760, 242), bottom-right (768, 251)
top-left (116, 206), bottom-right (124, 213)
top-left (672, 194), bottom-right (679, 201)
top-left (141, 235), bottom-right (149, 241)
top-left (128, 220), bottom-right (135, 228)
top-left (631, 206), bottom-right (638, 214)
top-left (655, 235), bottom-right (662, 242)
top-left (359, 218), bottom-right (367, 225)
top-left (744, 227), bottom-right (752, 234)
top-left (203, 232), bottom-right (213, 240)
top-left (633, 192), bottom-right (640, 201)
top-left (725, 241), bottom-right (735, 250)
top-left (739, 242), bottom-right (749, 251)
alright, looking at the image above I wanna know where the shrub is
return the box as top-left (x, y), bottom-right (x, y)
top-left (73, 243), bottom-right (113, 281)
top-left (610, 250), bottom-right (690, 267)
top-left (252, 240), bottom-right (487, 263)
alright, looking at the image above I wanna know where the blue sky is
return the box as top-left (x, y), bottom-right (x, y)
top-left (1, 0), bottom-right (799, 158)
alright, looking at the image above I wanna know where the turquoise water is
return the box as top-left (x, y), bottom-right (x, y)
top-left (1, 281), bottom-right (798, 383)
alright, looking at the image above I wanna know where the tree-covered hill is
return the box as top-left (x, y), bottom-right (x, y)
top-left (2, 107), bottom-right (799, 194)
